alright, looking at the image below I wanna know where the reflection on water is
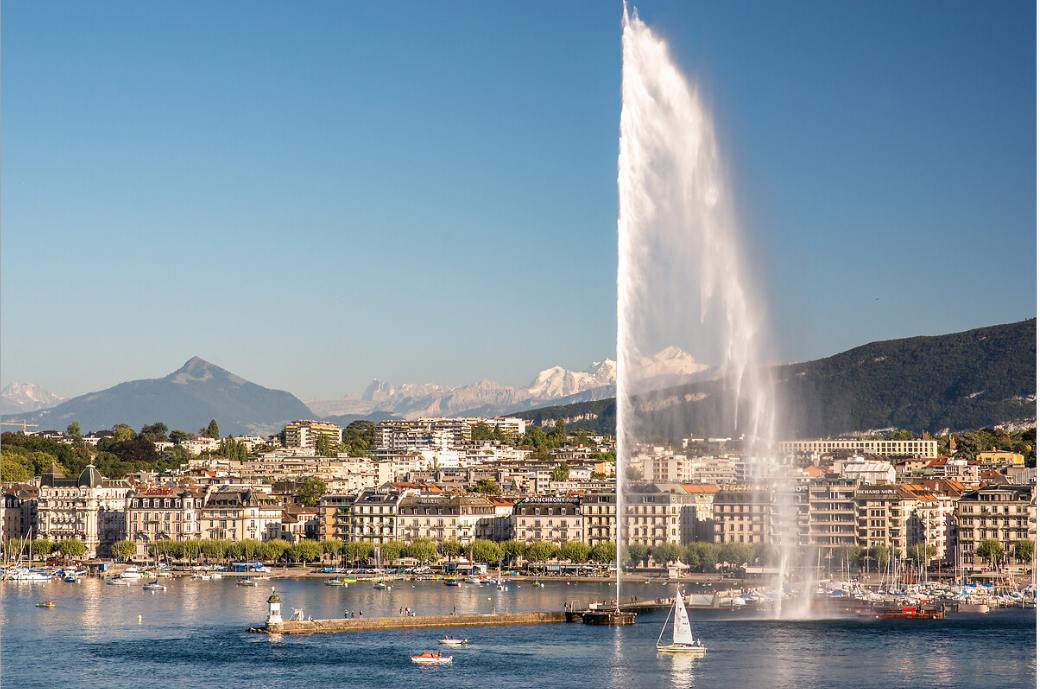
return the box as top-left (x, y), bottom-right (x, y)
top-left (1, 578), bottom-right (1035, 689)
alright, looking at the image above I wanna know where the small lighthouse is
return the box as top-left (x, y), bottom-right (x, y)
top-left (267, 590), bottom-right (283, 629)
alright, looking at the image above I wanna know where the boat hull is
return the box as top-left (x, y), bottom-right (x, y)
top-left (657, 643), bottom-right (706, 656)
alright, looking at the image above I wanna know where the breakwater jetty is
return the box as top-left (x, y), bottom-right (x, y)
top-left (249, 611), bottom-right (567, 635)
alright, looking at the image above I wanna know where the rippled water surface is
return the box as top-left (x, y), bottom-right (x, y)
top-left (2, 577), bottom-right (1035, 688)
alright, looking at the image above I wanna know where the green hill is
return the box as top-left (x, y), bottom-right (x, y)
top-left (515, 319), bottom-right (1036, 439)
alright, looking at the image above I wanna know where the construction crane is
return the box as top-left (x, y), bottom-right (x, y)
top-left (1, 421), bottom-right (40, 433)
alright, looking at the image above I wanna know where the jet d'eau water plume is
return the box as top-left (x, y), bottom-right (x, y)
top-left (616, 4), bottom-right (795, 613)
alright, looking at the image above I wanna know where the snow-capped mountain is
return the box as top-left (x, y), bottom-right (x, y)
top-left (305, 348), bottom-right (709, 420)
top-left (1, 382), bottom-right (65, 415)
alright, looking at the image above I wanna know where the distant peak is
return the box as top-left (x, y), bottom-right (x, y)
top-left (168, 357), bottom-right (236, 385)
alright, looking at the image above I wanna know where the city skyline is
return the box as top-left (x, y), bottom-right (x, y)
top-left (2, 1), bottom-right (1035, 401)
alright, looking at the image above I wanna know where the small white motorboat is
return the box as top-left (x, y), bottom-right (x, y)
top-left (120, 567), bottom-right (143, 579)
top-left (438, 636), bottom-right (467, 646)
top-left (143, 581), bottom-right (167, 591)
top-left (411, 651), bottom-right (452, 665)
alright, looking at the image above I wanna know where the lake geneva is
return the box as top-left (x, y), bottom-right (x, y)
top-left (2, 577), bottom-right (1035, 689)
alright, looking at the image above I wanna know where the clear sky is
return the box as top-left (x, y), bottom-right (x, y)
top-left (2, 1), bottom-right (1035, 402)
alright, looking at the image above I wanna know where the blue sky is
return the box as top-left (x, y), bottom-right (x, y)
top-left (2, 1), bottom-right (1035, 401)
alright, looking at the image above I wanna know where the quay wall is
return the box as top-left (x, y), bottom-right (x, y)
top-left (251, 611), bottom-right (566, 634)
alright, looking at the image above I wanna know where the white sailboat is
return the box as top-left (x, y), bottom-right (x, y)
top-left (656, 587), bottom-right (705, 656)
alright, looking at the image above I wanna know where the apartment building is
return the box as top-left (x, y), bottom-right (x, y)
top-left (318, 493), bottom-right (357, 542)
top-left (36, 463), bottom-right (132, 558)
top-left (713, 488), bottom-right (771, 545)
top-left (954, 485), bottom-right (1035, 565)
top-left (397, 495), bottom-right (495, 544)
top-left (806, 478), bottom-right (858, 553)
top-left (350, 488), bottom-right (412, 544)
top-left (198, 488), bottom-right (282, 542)
top-left (284, 420), bottom-right (343, 449)
top-left (126, 486), bottom-right (202, 549)
top-left (780, 438), bottom-right (938, 459)
top-left (623, 486), bottom-right (700, 547)
top-left (855, 484), bottom-right (918, 559)
top-left (581, 491), bottom-right (616, 547)
top-left (512, 496), bottom-right (583, 546)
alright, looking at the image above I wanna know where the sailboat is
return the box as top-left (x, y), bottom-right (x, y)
top-left (656, 587), bottom-right (705, 656)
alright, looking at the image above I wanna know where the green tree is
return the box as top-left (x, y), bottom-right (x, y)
top-left (30, 539), bottom-right (54, 560)
top-left (66, 421), bottom-right (83, 439)
top-left (625, 465), bottom-right (644, 481)
top-left (470, 539), bottom-right (504, 564)
top-left (111, 540), bottom-right (137, 562)
top-left (471, 422), bottom-right (494, 442)
top-left (261, 538), bottom-right (291, 563)
top-left (975, 539), bottom-right (1003, 567)
top-left (181, 539), bottom-right (202, 564)
top-left (321, 539), bottom-right (342, 560)
top-left (524, 540), bottom-right (557, 568)
top-left (1014, 539), bottom-right (1035, 563)
top-left (407, 538), bottom-right (438, 564)
top-left (559, 541), bottom-right (591, 564)
top-left (202, 420), bottom-right (220, 439)
top-left (626, 542), bottom-right (651, 568)
top-left (473, 478), bottom-right (502, 495)
top-left (288, 540), bottom-right (322, 563)
top-left (57, 538), bottom-right (87, 558)
top-left (681, 543), bottom-right (701, 569)
top-left (3, 538), bottom-right (22, 557)
top-left (169, 430), bottom-right (191, 445)
top-left (112, 424), bottom-right (137, 443)
top-left (379, 540), bottom-right (406, 565)
top-left (140, 422), bottom-right (169, 442)
top-left (550, 462), bottom-right (570, 482)
top-left (719, 542), bottom-right (753, 568)
top-left (439, 540), bottom-right (464, 561)
top-left (907, 543), bottom-right (937, 563)
top-left (1, 455), bottom-right (32, 482)
top-left (295, 478), bottom-right (328, 507)
top-left (315, 433), bottom-right (333, 457)
top-left (691, 542), bottom-right (721, 572)
top-left (653, 542), bottom-right (684, 567)
top-left (869, 544), bottom-right (890, 572)
top-left (590, 541), bottom-right (616, 564)
top-left (553, 419), bottom-right (567, 445)
top-left (502, 540), bottom-right (526, 566)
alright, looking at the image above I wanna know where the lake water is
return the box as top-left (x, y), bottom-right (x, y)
top-left (2, 577), bottom-right (1035, 688)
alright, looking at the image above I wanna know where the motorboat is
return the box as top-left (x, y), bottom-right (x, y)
top-left (438, 636), bottom-right (468, 645)
top-left (120, 567), bottom-right (143, 580)
top-left (326, 578), bottom-right (347, 586)
top-left (237, 577), bottom-right (258, 587)
top-left (106, 577), bottom-right (132, 586)
top-left (410, 651), bottom-right (452, 665)
top-left (657, 587), bottom-right (706, 656)
top-left (531, 581), bottom-right (544, 588)
top-left (6, 567), bottom-right (50, 581)
top-left (374, 581), bottom-right (390, 590)
top-left (143, 581), bottom-right (167, 591)
top-left (444, 579), bottom-right (460, 587)
top-left (191, 572), bottom-right (212, 580)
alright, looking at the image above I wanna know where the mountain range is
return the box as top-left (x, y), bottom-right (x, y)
top-left (2, 320), bottom-right (1034, 439)
top-left (515, 319), bottom-right (1037, 439)
top-left (1, 357), bottom-right (312, 436)
top-left (305, 347), bottom-right (713, 421)
top-left (1, 382), bottom-right (64, 415)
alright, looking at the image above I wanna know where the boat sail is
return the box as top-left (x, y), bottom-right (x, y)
top-left (656, 587), bottom-right (705, 655)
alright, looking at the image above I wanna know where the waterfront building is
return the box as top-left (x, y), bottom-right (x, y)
top-left (623, 485), bottom-right (701, 547)
top-left (350, 487), bottom-right (414, 544)
top-left (835, 456), bottom-right (897, 484)
top-left (580, 491), bottom-right (616, 547)
top-left (953, 484), bottom-right (1035, 566)
top-left (374, 418), bottom-right (471, 452)
top-left (126, 486), bottom-right (202, 549)
top-left (284, 420), bottom-right (343, 449)
top-left (280, 506), bottom-right (320, 543)
top-left (512, 496), bottom-right (583, 546)
top-left (779, 438), bottom-right (938, 459)
top-left (397, 494), bottom-right (495, 544)
top-left (806, 478), bottom-right (858, 555)
top-left (198, 488), bottom-right (282, 542)
top-left (713, 487), bottom-right (771, 545)
top-left (36, 464), bottom-right (132, 558)
top-left (318, 493), bottom-right (357, 542)
top-left (1, 484), bottom-right (37, 543)
top-left (679, 484), bottom-right (718, 542)
top-left (855, 484), bottom-right (918, 559)
top-left (489, 497), bottom-right (515, 541)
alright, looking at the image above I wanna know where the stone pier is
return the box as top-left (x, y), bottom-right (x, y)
top-left (249, 611), bottom-right (567, 634)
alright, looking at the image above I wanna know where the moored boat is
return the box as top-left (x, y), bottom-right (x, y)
top-left (438, 636), bottom-right (467, 645)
